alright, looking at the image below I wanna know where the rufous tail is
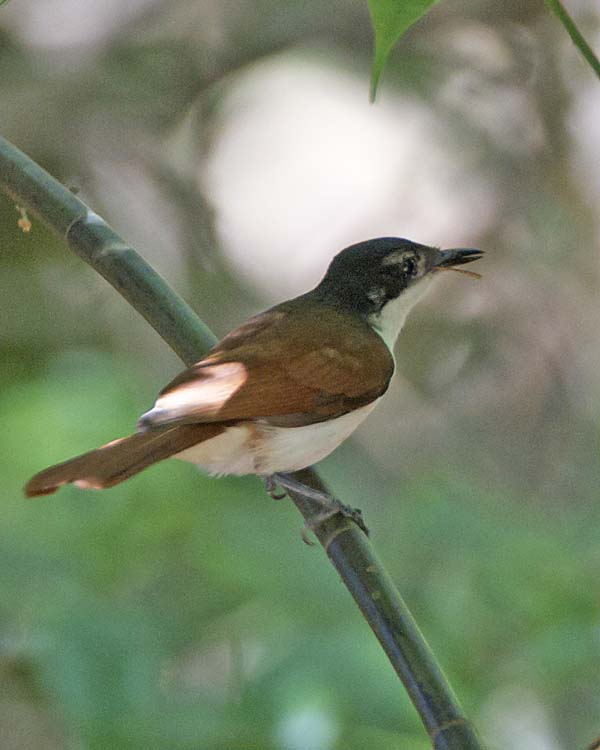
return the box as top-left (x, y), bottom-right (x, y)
top-left (25, 423), bottom-right (223, 497)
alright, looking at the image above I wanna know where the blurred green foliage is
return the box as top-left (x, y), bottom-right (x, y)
top-left (1, 1), bottom-right (600, 749)
top-left (367, 0), bottom-right (600, 100)
top-left (3, 352), bottom-right (600, 749)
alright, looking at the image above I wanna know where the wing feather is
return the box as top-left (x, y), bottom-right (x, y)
top-left (143, 302), bottom-right (394, 428)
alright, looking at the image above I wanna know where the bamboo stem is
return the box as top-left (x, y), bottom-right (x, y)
top-left (0, 134), bottom-right (484, 750)
top-left (0, 138), bottom-right (216, 363)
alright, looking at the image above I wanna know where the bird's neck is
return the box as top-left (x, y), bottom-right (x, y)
top-left (365, 276), bottom-right (436, 352)
top-left (306, 274), bottom-right (436, 354)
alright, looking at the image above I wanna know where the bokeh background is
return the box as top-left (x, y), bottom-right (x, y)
top-left (1, 1), bottom-right (600, 748)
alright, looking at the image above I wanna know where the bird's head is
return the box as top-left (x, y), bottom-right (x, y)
top-left (314, 237), bottom-right (483, 349)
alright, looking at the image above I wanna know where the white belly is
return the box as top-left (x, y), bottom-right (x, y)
top-left (174, 401), bottom-right (378, 476)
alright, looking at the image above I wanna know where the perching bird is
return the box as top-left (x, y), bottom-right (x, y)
top-left (25, 237), bottom-right (482, 499)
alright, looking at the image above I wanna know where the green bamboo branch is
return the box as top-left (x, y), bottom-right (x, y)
top-left (545, 0), bottom-right (600, 79)
top-left (0, 134), bottom-right (484, 750)
top-left (0, 138), bottom-right (215, 363)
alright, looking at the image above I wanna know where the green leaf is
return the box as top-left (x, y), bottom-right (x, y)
top-left (367, 0), bottom-right (440, 100)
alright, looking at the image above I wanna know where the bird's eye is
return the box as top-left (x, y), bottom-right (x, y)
top-left (401, 257), bottom-right (417, 277)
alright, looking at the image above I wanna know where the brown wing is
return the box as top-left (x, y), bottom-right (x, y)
top-left (142, 301), bottom-right (394, 428)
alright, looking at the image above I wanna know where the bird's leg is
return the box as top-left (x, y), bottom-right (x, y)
top-left (268, 472), bottom-right (369, 541)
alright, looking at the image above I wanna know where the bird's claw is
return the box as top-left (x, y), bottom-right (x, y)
top-left (303, 499), bottom-right (368, 537)
top-left (263, 475), bottom-right (288, 500)
top-left (266, 473), bottom-right (369, 542)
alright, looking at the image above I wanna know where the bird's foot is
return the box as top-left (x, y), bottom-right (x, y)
top-left (299, 499), bottom-right (368, 545)
top-left (267, 472), bottom-right (369, 544)
top-left (263, 475), bottom-right (287, 500)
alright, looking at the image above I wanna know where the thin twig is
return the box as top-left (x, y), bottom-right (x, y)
top-left (545, 0), bottom-right (600, 79)
top-left (0, 134), bottom-right (484, 750)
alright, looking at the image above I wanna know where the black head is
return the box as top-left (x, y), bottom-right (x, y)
top-left (313, 237), bottom-right (483, 316)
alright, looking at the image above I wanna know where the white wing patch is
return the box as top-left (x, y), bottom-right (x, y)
top-left (144, 361), bottom-right (248, 425)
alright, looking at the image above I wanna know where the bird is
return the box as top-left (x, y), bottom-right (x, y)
top-left (25, 237), bottom-right (482, 502)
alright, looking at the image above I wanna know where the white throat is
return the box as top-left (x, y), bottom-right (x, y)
top-left (367, 275), bottom-right (436, 352)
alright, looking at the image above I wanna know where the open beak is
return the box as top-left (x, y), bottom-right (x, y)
top-left (435, 247), bottom-right (484, 269)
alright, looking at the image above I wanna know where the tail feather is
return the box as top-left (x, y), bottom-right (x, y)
top-left (25, 423), bottom-right (224, 497)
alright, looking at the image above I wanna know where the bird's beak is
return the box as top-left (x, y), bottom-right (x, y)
top-left (434, 247), bottom-right (484, 269)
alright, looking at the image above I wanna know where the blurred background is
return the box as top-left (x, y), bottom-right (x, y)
top-left (1, 1), bottom-right (599, 748)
